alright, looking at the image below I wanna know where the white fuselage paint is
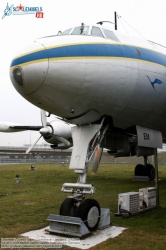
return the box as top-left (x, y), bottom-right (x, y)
top-left (10, 30), bottom-right (166, 138)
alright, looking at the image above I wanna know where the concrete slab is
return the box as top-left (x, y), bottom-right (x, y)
top-left (22, 225), bottom-right (126, 249)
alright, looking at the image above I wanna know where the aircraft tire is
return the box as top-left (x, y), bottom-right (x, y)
top-left (134, 164), bottom-right (145, 176)
top-left (145, 164), bottom-right (155, 180)
top-left (59, 198), bottom-right (77, 217)
top-left (76, 199), bottom-right (100, 231)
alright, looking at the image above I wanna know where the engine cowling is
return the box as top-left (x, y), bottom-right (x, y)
top-left (41, 120), bottom-right (72, 146)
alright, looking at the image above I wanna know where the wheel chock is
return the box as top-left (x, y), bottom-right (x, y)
top-left (98, 208), bottom-right (111, 229)
top-left (47, 208), bottom-right (111, 238)
top-left (47, 214), bottom-right (90, 238)
top-left (133, 176), bottom-right (150, 181)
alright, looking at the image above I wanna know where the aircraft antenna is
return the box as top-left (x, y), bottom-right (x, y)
top-left (97, 21), bottom-right (115, 25)
top-left (97, 11), bottom-right (118, 30)
top-left (114, 11), bottom-right (117, 30)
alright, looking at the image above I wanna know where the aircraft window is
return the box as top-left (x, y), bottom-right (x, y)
top-left (62, 28), bottom-right (72, 35)
top-left (72, 26), bottom-right (89, 35)
top-left (102, 28), bottom-right (120, 42)
top-left (91, 27), bottom-right (104, 38)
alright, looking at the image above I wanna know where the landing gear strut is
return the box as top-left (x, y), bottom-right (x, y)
top-left (59, 118), bottom-right (109, 230)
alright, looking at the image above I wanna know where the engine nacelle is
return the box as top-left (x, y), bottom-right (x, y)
top-left (42, 120), bottom-right (72, 146)
top-left (49, 120), bottom-right (72, 139)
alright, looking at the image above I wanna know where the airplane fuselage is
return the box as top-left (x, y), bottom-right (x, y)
top-left (10, 27), bottom-right (166, 138)
top-left (8, 23), bottom-right (165, 222)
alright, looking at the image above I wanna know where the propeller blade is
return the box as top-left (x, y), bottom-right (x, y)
top-left (0, 122), bottom-right (38, 132)
top-left (26, 135), bottom-right (42, 154)
top-left (40, 109), bottom-right (47, 127)
top-left (92, 145), bottom-right (103, 173)
top-left (10, 125), bottom-right (42, 131)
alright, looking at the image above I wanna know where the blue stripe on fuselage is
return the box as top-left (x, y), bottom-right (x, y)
top-left (10, 43), bottom-right (166, 67)
top-left (11, 49), bottom-right (47, 67)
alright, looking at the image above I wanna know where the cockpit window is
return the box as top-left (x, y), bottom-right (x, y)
top-left (91, 26), bottom-right (104, 38)
top-left (102, 28), bottom-right (120, 42)
top-left (72, 25), bottom-right (89, 35)
top-left (61, 25), bottom-right (119, 40)
top-left (62, 28), bottom-right (72, 35)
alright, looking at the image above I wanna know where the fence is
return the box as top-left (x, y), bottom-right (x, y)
top-left (1, 153), bottom-right (166, 165)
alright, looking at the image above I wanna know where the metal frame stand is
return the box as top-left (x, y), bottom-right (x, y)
top-left (47, 208), bottom-right (111, 238)
top-left (154, 148), bottom-right (159, 207)
top-left (116, 148), bottom-right (159, 218)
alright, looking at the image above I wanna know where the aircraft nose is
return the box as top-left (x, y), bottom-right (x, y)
top-left (10, 41), bottom-right (48, 95)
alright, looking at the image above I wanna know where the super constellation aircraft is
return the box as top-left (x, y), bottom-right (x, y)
top-left (1, 19), bottom-right (166, 230)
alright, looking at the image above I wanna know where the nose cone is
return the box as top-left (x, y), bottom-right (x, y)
top-left (10, 41), bottom-right (48, 95)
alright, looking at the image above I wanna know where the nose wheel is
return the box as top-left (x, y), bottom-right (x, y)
top-left (76, 199), bottom-right (101, 231)
top-left (59, 198), bottom-right (78, 217)
top-left (60, 198), bottom-right (101, 231)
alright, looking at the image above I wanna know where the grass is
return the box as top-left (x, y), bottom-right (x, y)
top-left (0, 163), bottom-right (166, 249)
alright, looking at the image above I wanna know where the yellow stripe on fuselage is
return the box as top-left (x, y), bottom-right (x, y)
top-left (10, 56), bottom-right (166, 70)
top-left (12, 41), bottom-right (166, 61)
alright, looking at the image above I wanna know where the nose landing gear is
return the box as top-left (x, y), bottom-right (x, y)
top-left (59, 119), bottom-right (109, 231)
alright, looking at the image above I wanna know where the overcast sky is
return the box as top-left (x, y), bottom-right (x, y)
top-left (0, 0), bottom-right (166, 147)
